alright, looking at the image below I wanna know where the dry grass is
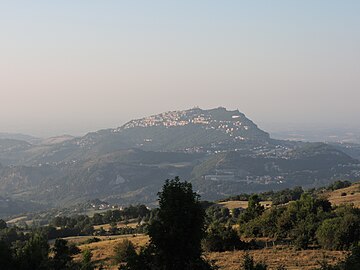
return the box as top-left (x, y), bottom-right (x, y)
top-left (324, 182), bottom-right (360, 207)
top-left (72, 234), bottom-right (347, 270)
top-left (60, 235), bottom-right (136, 245)
top-left (93, 221), bottom-right (139, 231)
top-left (74, 234), bottom-right (149, 269)
top-left (206, 246), bottom-right (347, 270)
top-left (6, 216), bottom-right (27, 224)
top-left (70, 183), bottom-right (360, 268)
top-left (218, 200), bottom-right (272, 210)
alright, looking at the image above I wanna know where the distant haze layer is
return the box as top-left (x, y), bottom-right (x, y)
top-left (1, 1), bottom-right (359, 136)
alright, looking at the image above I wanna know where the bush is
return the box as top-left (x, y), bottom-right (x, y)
top-left (15, 233), bottom-right (50, 270)
top-left (241, 207), bottom-right (284, 238)
top-left (51, 238), bottom-right (79, 269)
top-left (83, 237), bottom-right (101, 245)
top-left (241, 253), bottom-right (267, 270)
top-left (316, 207), bottom-right (360, 250)
top-left (327, 181), bottom-right (352, 191)
top-left (113, 239), bottom-right (137, 264)
top-left (0, 219), bottom-right (7, 230)
top-left (80, 249), bottom-right (94, 270)
top-left (238, 195), bottom-right (265, 225)
top-left (317, 244), bottom-right (360, 269)
top-left (202, 223), bottom-right (245, 252)
top-left (0, 240), bottom-right (13, 269)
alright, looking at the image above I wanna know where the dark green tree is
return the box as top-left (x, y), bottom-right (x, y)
top-left (92, 213), bottom-right (103, 225)
top-left (202, 222), bottom-right (245, 252)
top-left (147, 177), bottom-right (212, 270)
top-left (14, 233), bottom-right (50, 270)
top-left (342, 244), bottom-right (360, 270)
top-left (0, 240), bottom-right (14, 269)
top-left (0, 219), bottom-right (7, 230)
top-left (316, 206), bottom-right (360, 250)
top-left (239, 195), bottom-right (264, 224)
top-left (114, 239), bottom-right (137, 265)
top-left (51, 238), bottom-right (78, 270)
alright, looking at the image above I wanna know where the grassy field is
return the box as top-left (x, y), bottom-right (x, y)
top-left (206, 247), bottom-right (347, 270)
top-left (219, 181), bottom-right (360, 211)
top-left (218, 200), bottom-right (272, 210)
top-left (73, 234), bottom-right (149, 269)
top-left (66, 182), bottom-right (360, 268)
top-left (324, 182), bottom-right (360, 207)
top-left (6, 215), bottom-right (28, 224)
top-left (93, 221), bottom-right (139, 231)
top-left (72, 234), bottom-right (346, 270)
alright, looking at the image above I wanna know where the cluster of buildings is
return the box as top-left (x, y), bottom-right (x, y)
top-left (119, 109), bottom-right (252, 140)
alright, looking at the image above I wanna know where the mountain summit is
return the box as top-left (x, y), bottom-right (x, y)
top-left (0, 107), bottom-right (269, 166)
top-left (73, 107), bottom-right (270, 156)
top-left (119, 107), bottom-right (269, 143)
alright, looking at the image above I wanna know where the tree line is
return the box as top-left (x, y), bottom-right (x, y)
top-left (1, 178), bottom-right (359, 269)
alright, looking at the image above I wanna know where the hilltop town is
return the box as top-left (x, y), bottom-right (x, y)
top-left (117, 107), bottom-right (266, 142)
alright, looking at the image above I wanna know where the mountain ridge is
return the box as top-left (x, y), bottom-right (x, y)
top-left (0, 107), bottom-right (359, 217)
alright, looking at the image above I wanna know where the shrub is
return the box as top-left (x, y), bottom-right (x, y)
top-left (83, 237), bottom-right (101, 245)
top-left (327, 181), bottom-right (351, 191)
top-left (80, 249), bottom-right (94, 270)
top-left (241, 253), bottom-right (267, 270)
top-left (202, 223), bottom-right (245, 252)
top-left (316, 243), bottom-right (360, 269)
top-left (113, 239), bottom-right (137, 264)
top-left (316, 210), bottom-right (360, 250)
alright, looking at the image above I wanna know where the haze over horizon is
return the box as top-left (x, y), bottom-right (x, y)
top-left (1, 1), bottom-right (359, 137)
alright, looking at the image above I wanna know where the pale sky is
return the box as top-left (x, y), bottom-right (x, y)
top-left (1, 1), bottom-right (359, 137)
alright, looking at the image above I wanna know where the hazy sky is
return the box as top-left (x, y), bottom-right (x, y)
top-left (1, 1), bottom-right (359, 137)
